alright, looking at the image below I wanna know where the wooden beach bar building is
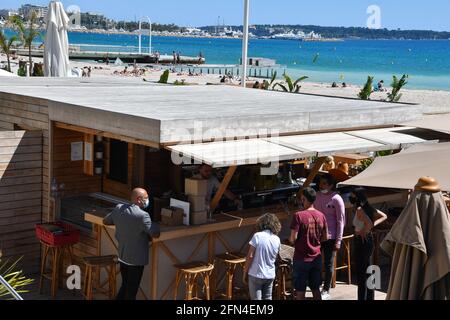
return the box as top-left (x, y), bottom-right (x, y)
top-left (0, 77), bottom-right (448, 299)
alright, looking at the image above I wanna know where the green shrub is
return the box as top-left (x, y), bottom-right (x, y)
top-left (17, 66), bottom-right (27, 77)
top-left (358, 76), bottom-right (374, 100)
top-left (158, 70), bottom-right (170, 84)
top-left (387, 74), bottom-right (408, 102)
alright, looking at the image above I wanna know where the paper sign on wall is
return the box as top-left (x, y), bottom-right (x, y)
top-left (71, 142), bottom-right (83, 161)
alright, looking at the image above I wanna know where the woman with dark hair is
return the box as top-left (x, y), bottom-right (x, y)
top-left (243, 213), bottom-right (281, 300)
top-left (350, 187), bottom-right (387, 300)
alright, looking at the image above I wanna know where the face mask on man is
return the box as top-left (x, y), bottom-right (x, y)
top-left (142, 198), bottom-right (150, 209)
top-left (320, 189), bottom-right (329, 194)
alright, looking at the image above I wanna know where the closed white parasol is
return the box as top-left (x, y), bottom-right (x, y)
top-left (43, 1), bottom-right (70, 77)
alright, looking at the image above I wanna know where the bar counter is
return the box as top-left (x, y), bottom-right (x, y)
top-left (85, 204), bottom-right (295, 300)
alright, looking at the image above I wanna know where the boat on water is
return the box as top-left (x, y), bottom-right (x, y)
top-left (270, 30), bottom-right (342, 42)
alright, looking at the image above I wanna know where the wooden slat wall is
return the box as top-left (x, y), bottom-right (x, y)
top-left (0, 92), bottom-right (51, 274)
top-left (0, 131), bottom-right (42, 274)
top-left (0, 92), bottom-right (50, 222)
top-left (53, 127), bottom-right (101, 196)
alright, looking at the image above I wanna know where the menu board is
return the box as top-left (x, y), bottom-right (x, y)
top-left (170, 198), bottom-right (190, 226)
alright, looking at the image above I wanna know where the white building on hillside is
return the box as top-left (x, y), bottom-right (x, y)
top-left (19, 4), bottom-right (48, 19)
top-left (0, 9), bottom-right (19, 20)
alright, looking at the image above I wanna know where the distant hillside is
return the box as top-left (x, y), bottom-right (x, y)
top-left (200, 24), bottom-right (450, 40)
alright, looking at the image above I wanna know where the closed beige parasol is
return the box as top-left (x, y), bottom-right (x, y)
top-left (381, 178), bottom-right (450, 300)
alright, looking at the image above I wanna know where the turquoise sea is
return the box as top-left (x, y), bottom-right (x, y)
top-left (4, 29), bottom-right (450, 90)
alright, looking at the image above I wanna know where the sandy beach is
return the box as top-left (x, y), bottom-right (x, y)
top-left (2, 52), bottom-right (450, 114)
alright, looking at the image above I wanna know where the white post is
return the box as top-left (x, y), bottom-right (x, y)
top-left (241, 0), bottom-right (250, 88)
top-left (149, 18), bottom-right (152, 54)
top-left (138, 20), bottom-right (142, 54)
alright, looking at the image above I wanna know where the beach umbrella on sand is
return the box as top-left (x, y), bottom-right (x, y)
top-left (381, 177), bottom-right (450, 300)
top-left (43, 1), bottom-right (70, 77)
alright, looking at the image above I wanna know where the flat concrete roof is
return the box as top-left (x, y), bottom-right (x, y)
top-left (0, 78), bottom-right (424, 145)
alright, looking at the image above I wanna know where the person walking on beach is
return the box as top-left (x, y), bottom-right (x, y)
top-left (349, 187), bottom-right (387, 300)
top-left (172, 51), bottom-right (177, 64)
top-left (290, 187), bottom-right (328, 300)
top-left (103, 188), bottom-right (160, 300)
top-left (314, 174), bottom-right (345, 300)
top-left (176, 52), bottom-right (181, 64)
top-left (243, 213), bottom-right (281, 300)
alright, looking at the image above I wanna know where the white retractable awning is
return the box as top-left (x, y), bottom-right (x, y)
top-left (266, 132), bottom-right (387, 156)
top-left (166, 127), bottom-right (444, 168)
top-left (345, 127), bottom-right (432, 148)
top-left (167, 138), bottom-right (308, 168)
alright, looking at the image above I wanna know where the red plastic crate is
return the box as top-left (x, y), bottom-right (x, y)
top-left (35, 221), bottom-right (80, 246)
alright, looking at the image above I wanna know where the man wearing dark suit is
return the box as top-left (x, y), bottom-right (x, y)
top-left (103, 188), bottom-right (160, 300)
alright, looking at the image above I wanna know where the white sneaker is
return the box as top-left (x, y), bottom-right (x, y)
top-left (321, 290), bottom-right (331, 300)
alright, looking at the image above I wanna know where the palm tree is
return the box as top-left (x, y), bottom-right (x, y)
top-left (0, 257), bottom-right (33, 299)
top-left (387, 74), bottom-right (408, 102)
top-left (11, 11), bottom-right (41, 76)
top-left (358, 76), bottom-right (374, 100)
top-left (274, 74), bottom-right (309, 93)
top-left (262, 71), bottom-right (277, 90)
top-left (0, 30), bottom-right (17, 72)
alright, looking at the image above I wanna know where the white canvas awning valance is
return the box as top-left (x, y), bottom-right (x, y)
top-left (166, 127), bottom-right (444, 168)
top-left (167, 138), bottom-right (308, 168)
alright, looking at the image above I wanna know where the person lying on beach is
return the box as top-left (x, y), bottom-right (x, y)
top-left (117, 67), bottom-right (129, 76)
top-left (376, 80), bottom-right (386, 92)
top-left (82, 67), bottom-right (92, 77)
top-left (253, 81), bottom-right (261, 89)
top-left (131, 66), bottom-right (140, 76)
top-left (332, 82), bottom-right (338, 88)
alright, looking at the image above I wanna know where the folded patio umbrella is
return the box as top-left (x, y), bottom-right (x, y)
top-left (402, 114), bottom-right (450, 134)
top-left (381, 184), bottom-right (450, 300)
top-left (43, 1), bottom-right (70, 77)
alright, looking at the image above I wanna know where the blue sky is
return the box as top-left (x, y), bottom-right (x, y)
top-left (2, 0), bottom-right (450, 31)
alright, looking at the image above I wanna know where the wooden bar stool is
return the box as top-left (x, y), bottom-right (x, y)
top-left (275, 244), bottom-right (294, 300)
top-left (215, 252), bottom-right (247, 300)
top-left (275, 263), bottom-right (293, 300)
top-left (39, 241), bottom-right (74, 298)
top-left (332, 234), bottom-right (354, 288)
top-left (83, 255), bottom-right (118, 300)
top-left (173, 261), bottom-right (214, 300)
